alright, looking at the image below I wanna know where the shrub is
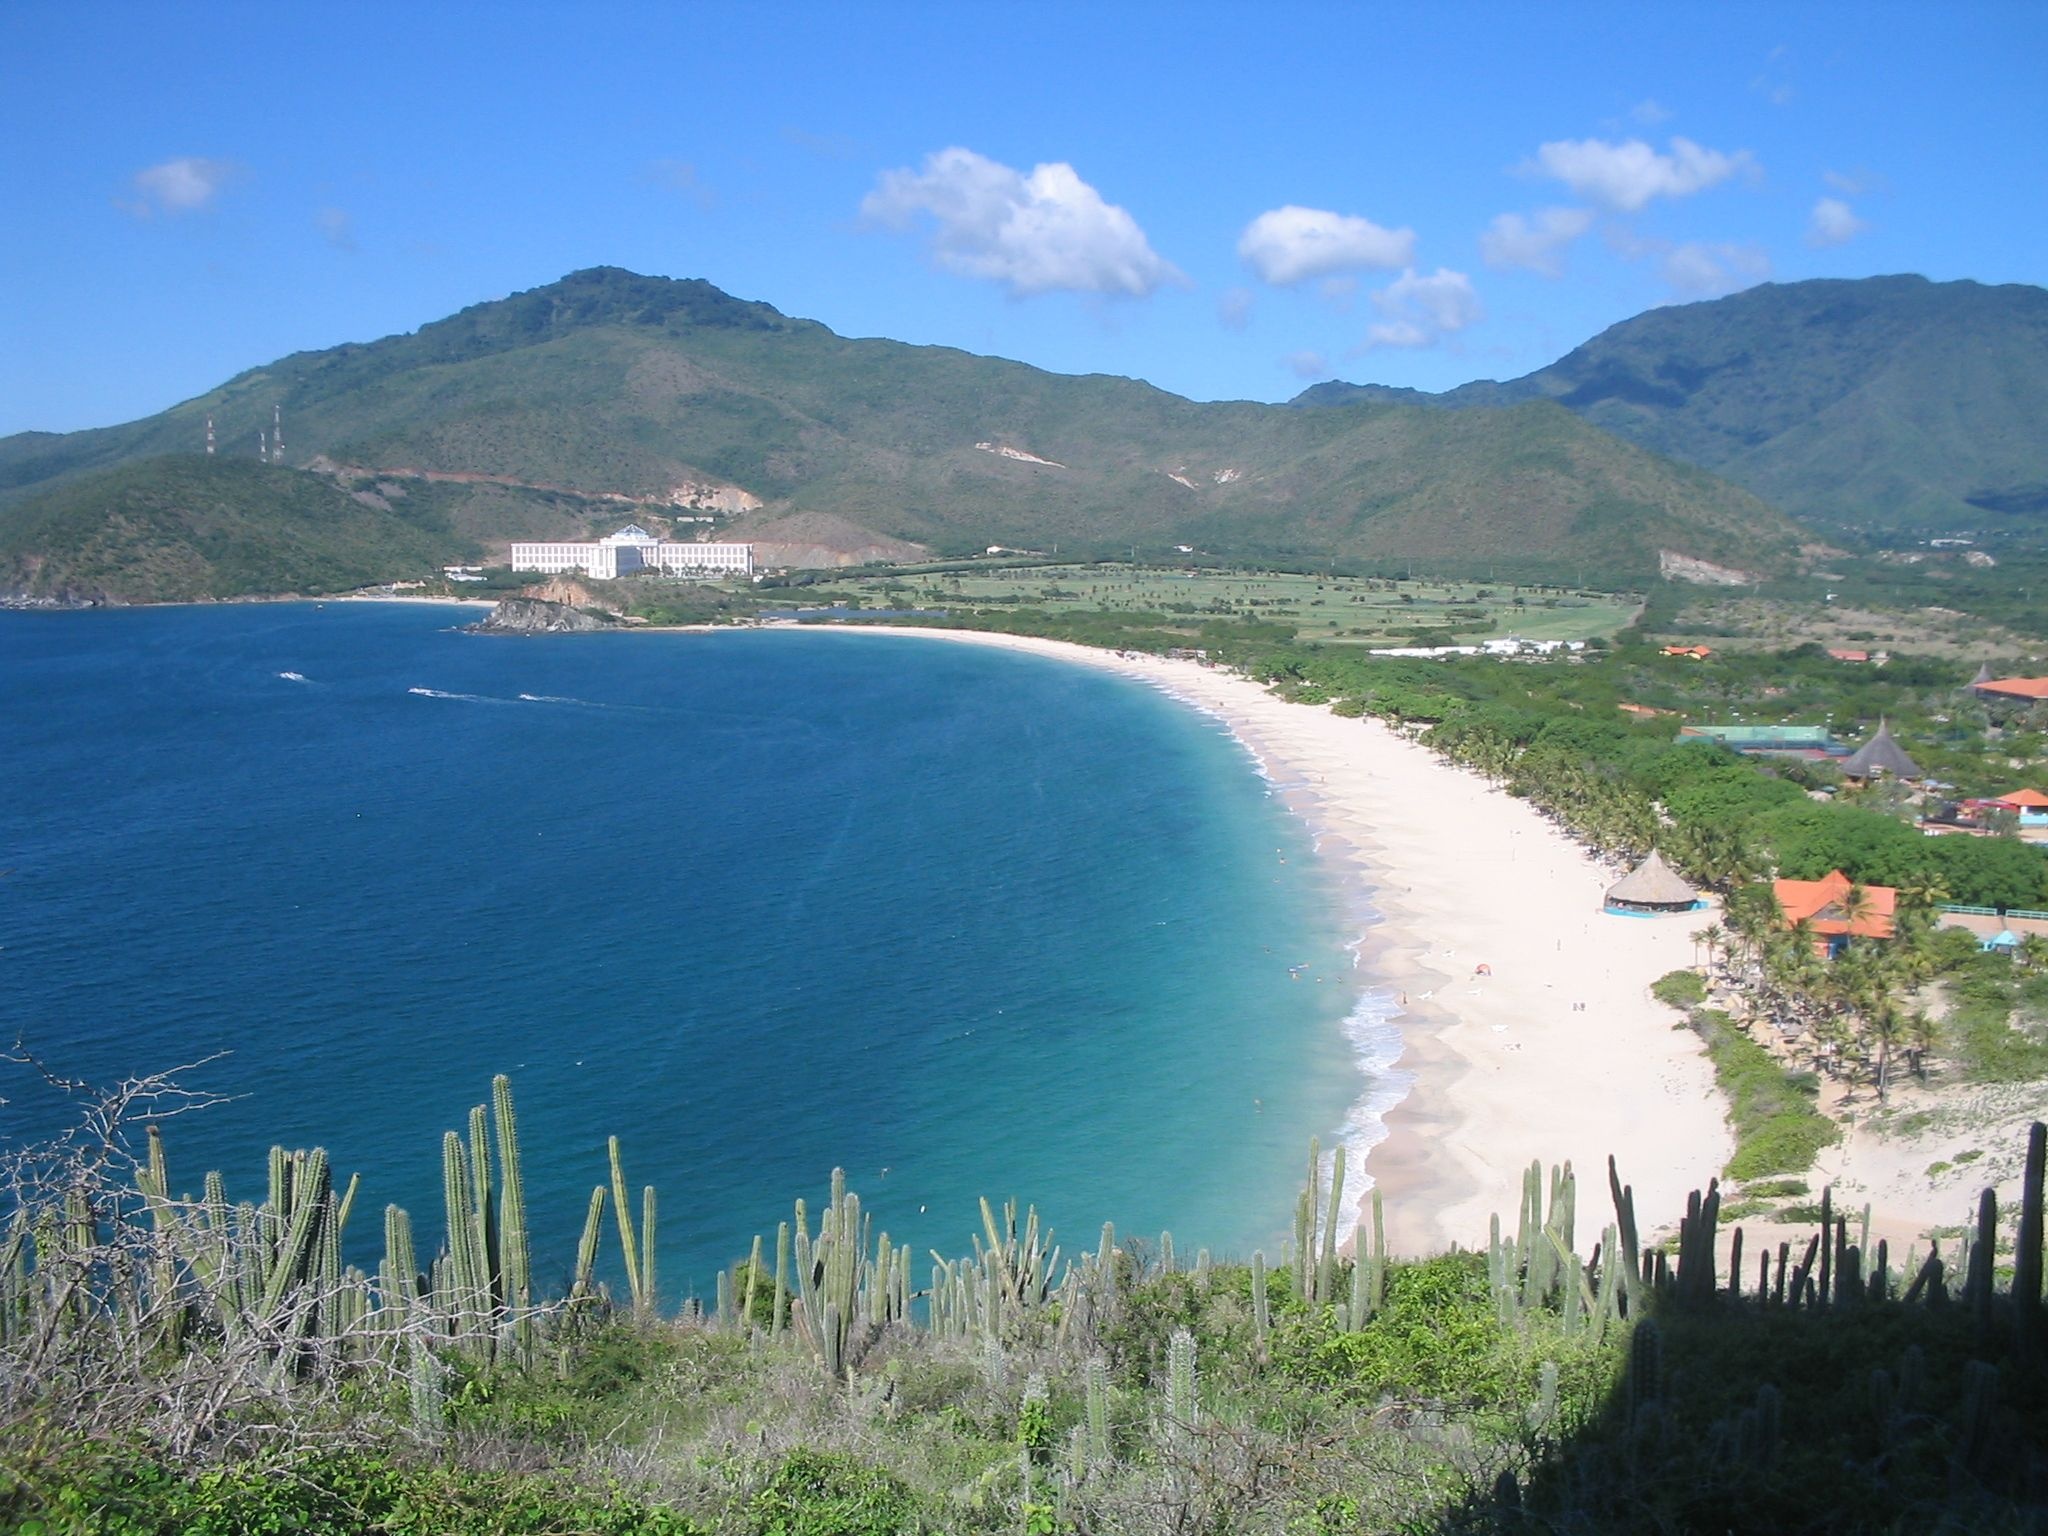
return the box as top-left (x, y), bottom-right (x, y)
top-left (1687, 1009), bottom-right (1840, 1180)
top-left (1651, 970), bottom-right (1707, 1009)
top-left (1270, 1254), bottom-right (1512, 1404)
top-left (744, 1449), bottom-right (919, 1536)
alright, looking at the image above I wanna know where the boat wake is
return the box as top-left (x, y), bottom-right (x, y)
top-left (277, 671), bottom-right (308, 682)
top-left (407, 686), bottom-right (499, 703)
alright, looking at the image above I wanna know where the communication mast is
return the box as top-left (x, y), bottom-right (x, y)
top-left (259, 428), bottom-right (269, 462)
top-left (205, 416), bottom-right (215, 456)
top-left (273, 404), bottom-right (283, 463)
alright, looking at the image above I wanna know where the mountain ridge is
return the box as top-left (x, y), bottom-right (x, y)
top-left (1293, 274), bottom-right (2048, 539)
top-left (0, 267), bottom-right (1817, 598)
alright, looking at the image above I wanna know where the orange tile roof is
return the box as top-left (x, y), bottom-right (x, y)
top-left (1975, 676), bottom-right (2048, 701)
top-left (1662, 645), bottom-right (1713, 659)
top-left (1993, 787), bottom-right (2048, 809)
top-left (1773, 869), bottom-right (1896, 940)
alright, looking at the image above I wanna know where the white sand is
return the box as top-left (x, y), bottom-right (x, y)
top-left (775, 626), bottom-right (1735, 1253)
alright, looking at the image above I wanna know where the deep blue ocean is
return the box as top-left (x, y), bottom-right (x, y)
top-left (0, 604), bottom-right (1377, 1298)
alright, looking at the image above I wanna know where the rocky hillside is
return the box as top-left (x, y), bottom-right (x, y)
top-left (1297, 275), bottom-right (2048, 542)
top-left (0, 455), bottom-right (456, 603)
top-left (0, 267), bottom-right (1806, 590)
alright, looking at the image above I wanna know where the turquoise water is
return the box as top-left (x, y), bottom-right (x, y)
top-left (0, 605), bottom-right (1371, 1296)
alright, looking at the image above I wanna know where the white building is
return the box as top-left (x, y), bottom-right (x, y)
top-left (507, 524), bottom-right (753, 580)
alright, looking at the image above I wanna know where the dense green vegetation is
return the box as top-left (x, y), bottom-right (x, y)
top-left (1659, 992), bottom-right (1840, 1181)
top-left (0, 455), bottom-right (469, 603)
top-left (1194, 636), bottom-right (2048, 913)
top-left (1943, 953), bottom-right (2048, 1083)
top-left (5, 1069), bottom-right (2044, 1535)
top-left (0, 268), bottom-right (1804, 589)
top-left (1301, 274), bottom-right (2048, 543)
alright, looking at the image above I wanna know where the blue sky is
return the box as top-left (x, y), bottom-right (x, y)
top-left (3, 2), bottom-right (2043, 436)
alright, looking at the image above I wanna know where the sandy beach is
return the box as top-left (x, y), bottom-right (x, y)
top-left (788, 625), bottom-right (1735, 1253)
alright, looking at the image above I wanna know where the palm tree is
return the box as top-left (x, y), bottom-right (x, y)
top-left (1898, 869), bottom-right (1951, 921)
top-left (1906, 1009), bottom-right (1939, 1079)
top-left (1838, 882), bottom-right (1877, 940)
top-left (1866, 998), bottom-right (1905, 1104)
top-left (1690, 922), bottom-right (1726, 973)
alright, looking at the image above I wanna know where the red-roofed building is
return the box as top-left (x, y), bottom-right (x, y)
top-left (1772, 869), bottom-right (1897, 956)
top-left (1827, 648), bottom-right (1870, 663)
top-left (1992, 788), bottom-right (2048, 810)
top-left (1662, 645), bottom-right (1713, 660)
top-left (1974, 676), bottom-right (2048, 702)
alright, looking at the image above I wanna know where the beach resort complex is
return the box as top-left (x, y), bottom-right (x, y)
top-left (509, 524), bottom-right (754, 580)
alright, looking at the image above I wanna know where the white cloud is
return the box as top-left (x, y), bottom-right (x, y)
top-left (1479, 206), bottom-right (1595, 277)
top-left (1661, 241), bottom-right (1771, 299)
top-left (1826, 167), bottom-right (1884, 199)
top-left (1362, 267), bottom-right (1482, 350)
top-left (1527, 136), bottom-right (1753, 212)
top-left (1806, 196), bottom-right (1869, 247)
top-left (646, 158), bottom-right (713, 206)
top-left (1285, 350), bottom-right (1330, 379)
top-left (127, 156), bottom-right (232, 216)
top-left (1236, 205), bottom-right (1414, 286)
top-left (861, 146), bottom-right (1181, 298)
top-left (1752, 45), bottom-right (1796, 107)
top-left (315, 207), bottom-right (355, 251)
top-left (1216, 286), bottom-right (1254, 330)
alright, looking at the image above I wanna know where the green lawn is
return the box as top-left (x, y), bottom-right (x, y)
top-left (833, 563), bottom-right (1641, 646)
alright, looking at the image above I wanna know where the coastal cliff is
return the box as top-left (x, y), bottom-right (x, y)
top-left (472, 597), bottom-right (618, 634)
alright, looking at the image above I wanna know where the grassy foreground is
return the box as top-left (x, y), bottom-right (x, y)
top-left (4, 1067), bottom-right (2045, 1535)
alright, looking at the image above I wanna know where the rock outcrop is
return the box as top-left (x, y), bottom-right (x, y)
top-left (471, 597), bottom-right (618, 634)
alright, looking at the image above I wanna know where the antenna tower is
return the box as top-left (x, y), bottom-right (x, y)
top-left (273, 404), bottom-right (282, 463)
top-left (205, 416), bottom-right (215, 456)
top-left (259, 429), bottom-right (269, 462)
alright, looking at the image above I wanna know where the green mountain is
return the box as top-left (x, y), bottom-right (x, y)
top-left (0, 455), bottom-right (460, 602)
top-left (0, 267), bottom-right (1804, 599)
top-left (1296, 275), bottom-right (2048, 541)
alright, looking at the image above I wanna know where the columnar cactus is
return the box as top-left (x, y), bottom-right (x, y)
top-left (491, 1075), bottom-right (532, 1358)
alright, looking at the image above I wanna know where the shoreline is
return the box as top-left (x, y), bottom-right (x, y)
top-left (746, 624), bottom-right (1734, 1252)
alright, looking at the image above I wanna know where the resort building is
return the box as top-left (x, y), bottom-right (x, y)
top-left (508, 525), bottom-right (753, 580)
top-left (1677, 724), bottom-right (1847, 760)
top-left (1992, 788), bottom-right (2048, 828)
top-left (1839, 719), bottom-right (1923, 782)
top-left (1773, 869), bottom-right (1897, 956)
top-left (1603, 850), bottom-right (1703, 915)
top-left (1971, 674), bottom-right (2048, 703)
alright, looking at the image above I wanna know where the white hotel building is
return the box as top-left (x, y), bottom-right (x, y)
top-left (508, 524), bottom-right (754, 580)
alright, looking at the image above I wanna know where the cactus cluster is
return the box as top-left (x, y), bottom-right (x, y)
top-left (790, 1168), bottom-right (909, 1380)
top-left (928, 1195), bottom-right (1064, 1351)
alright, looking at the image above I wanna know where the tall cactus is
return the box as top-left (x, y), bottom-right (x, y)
top-left (1318, 1146), bottom-right (1346, 1307)
top-left (573, 1186), bottom-right (606, 1299)
top-left (1163, 1326), bottom-right (1199, 1452)
top-left (640, 1184), bottom-right (658, 1311)
top-left (1251, 1251), bottom-right (1270, 1356)
top-left (1085, 1354), bottom-right (1112, 1466)
top-left (608, 1136), bottom-right (645, 1316)
top-left (491, 1075), bottom-right (532, 1358)
top-left (2015, 1120), bottom-right (2044, 1358)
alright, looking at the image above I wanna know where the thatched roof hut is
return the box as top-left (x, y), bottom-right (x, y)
top-left (1840, 718), bottom-right (1922, 781)
top-left (1604, 850), bottom-right (1702, 914)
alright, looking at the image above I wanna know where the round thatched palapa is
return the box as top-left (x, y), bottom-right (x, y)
top-left (1604, 849), bottom-right (1702, 914)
